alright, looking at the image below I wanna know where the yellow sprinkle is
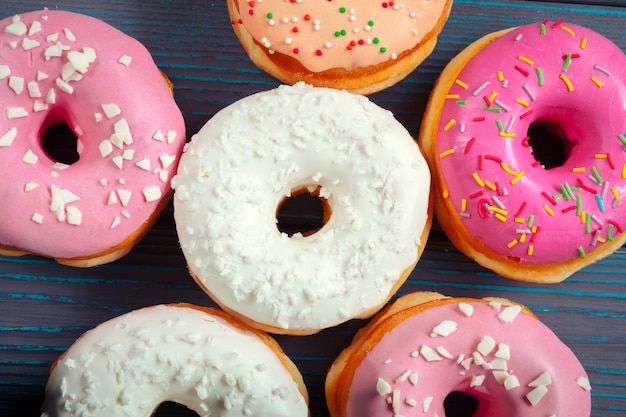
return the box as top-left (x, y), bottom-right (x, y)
top-left (559, 76), bottom-right (576, 93)
top-left (520, 233), bottom-right (526, 243)
top-left (444, 119), bottom-right (456, 131)
top-left (560, 74), bottom-right (574, 92)
top-left (439, 148), bottom-right (455, 158)
top-left (572, 167), bottom-right (586, 172)
top-left (485, 180), bottom-right (497, 191)
top-left (455, 79), bottom-right (468, 89)
top-left (501, 162), bottom-right (518, 176)
top-left (580, 37), bottom-right (588, 49)
top-left (499, 132), bottom-right (517, 138)
top-left (544, 205), bottom-right (555, 216)
top-left (511, 171), bottom-right (525, 185)
top-left (446, 94), bottom-right (460, 99)
top-left (488, 90), bottom-right (498, 102)
top-left (591, 76), bottom-right (603, 88)
top-left (495, 213), bottom-right (507, 223)
top-left (461, 198), bottom-right (467, 212)
top-left (472, 172), bottom-right (485, 187)
top-left (531, 226), bottom-right (538, 233)
top-left (515, 98), bottom-right (530, 107)
top-left (622, 162), bottom-right (626, 179)
top-left (560, 25), bottom-right (575, 36)
top-left (598, 237), bottom-right (606, 244)
top-left (507, 239), bottom-right (518, 248)
top-left (518, 55), bottom-right (535, 66)
top-left (612, 186), bottom-right (621, 202)
top-left (442, 188), bottom-right (450, 199)
top-left (595, 153), bottom-right (608, 159)
top-left (527, 245), bottom-right (534, 256)
top-left (580, 210), bottom-right (586, 224)
top-left (515, 217), bottom-right (526, 223)
top-left (497, 71), bottom-right (504, 82)
top-left (488, 206), bottom-right (508, 216)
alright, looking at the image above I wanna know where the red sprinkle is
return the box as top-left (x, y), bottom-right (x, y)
top-left (483, 96), bottom-right (491, 107)
top-left (248, 9), bottom-right (254, 15)
top-left (382, 2), bottom-right (388, 7)
top-left (552, 19), bottom-right (565, 29)
top-left (293, 48), bottom-right (299, 54)
top-left (292, 26), bottom-right (299, 33)
top-left (304, 14), bottom-right (311, 20)
top-left (532, 161), bottom-right (542, 168)
top-left (521, 136), bottom-right (530, 147)
top-left (577, 177), bottom-right (598, 194)
top-left (473, 117), bottom-right (486, 122)
top-left (531, 226), bottom-right (541, 242)
top-left (562, 205), bottom-right (577, 213)
top-left (514, 65), bottom-right (530, 77)
top-left (464, 137), bottom-right (476, 154)
top-left (542, 191), bottom-right (557, 206)
top-left (607, 153), bottom-right (616, 169)
top-left (520, 109), bottom-right (534, 120)
top-left (315, 49), bottom-right (323, 56)
top-left (485, 155), bottom-right (503, 163)
top-left (514, 201), bottom-right (528, 218)
top-left (469, 190), bottom-right (485, 199)
top-left (477, 198), bottom-right (491, 218)
top-left (608, 219), bottom-right (624, 233)
top-left (478, 155), bottom-right (484, 170)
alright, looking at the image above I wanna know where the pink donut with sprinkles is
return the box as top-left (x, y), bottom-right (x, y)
top-left (227, 0), bottom-right (453, 94)
top-left (0, 10), bottom-right (185, 267)
top-left (419, 20), bottom-right (626, 282)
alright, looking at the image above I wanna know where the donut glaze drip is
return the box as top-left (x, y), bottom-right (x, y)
top-left (0, 10), bottom-right (185, 260)
top-left (41, 305), bottom-right (308, 417)
top-left (232, 0), bottom-right (449, 72)
top-left (434, 21), bottom-right (626, 264)
top-left (347, 300), bottom-right (591, 417)
top-left (173, 83), bottom-right (431, 332)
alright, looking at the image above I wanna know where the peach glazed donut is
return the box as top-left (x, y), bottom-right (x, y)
top-left (40, 304), bottom-right (309, 417)
top-left (419, 20), bottom-right (626, 282)
top-left (326, 291), bottom-right (592, 417)
top-left (227, 0), bottom-right (453, 94)
top-left (172, 82), bottom-right (432, 335)
top-left (0, 10), bottom-right (185, 267)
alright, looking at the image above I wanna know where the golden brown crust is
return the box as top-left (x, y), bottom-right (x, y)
top-left (325, 292), bottom-right (534, 417)
top-left (418, 28), bottom-right (626, 283)
top-left (227, 0), bottom-right (453, 95)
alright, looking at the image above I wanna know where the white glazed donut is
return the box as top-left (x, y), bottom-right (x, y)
top-left (40, 304), bottom-right (309, 417)
top-left (173, 82), bottom-right (432, 335)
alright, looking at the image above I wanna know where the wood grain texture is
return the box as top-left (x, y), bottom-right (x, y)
top-left (0, 0), bottom-right (624, 416)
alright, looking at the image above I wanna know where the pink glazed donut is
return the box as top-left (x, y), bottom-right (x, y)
top-left (0, 10), bottom-right (185, 266)
top-left (326, 292), bottom-right (592, 417)
top-left (419, 20), bottom-right (626, 283)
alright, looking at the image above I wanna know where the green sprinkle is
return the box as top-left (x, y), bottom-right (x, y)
top-left (607, 224), bottom-right (615, 242)
top-left (334, 31), bottom-right (341, 37)
top-left (456, 100), bottom-right (467, 105)
top-left (540, 23), bottom-right (546, 35)
top-left (578, 246), bottom-right (586, 258)
top-left (536, 67), bottom-right (544, 86)
top-left (496, 119), bottom-right (504, 132)
top-left (562, 53), bottom-right (572, 72)
top-left (482, 106), bottom-right (502, 113)
top-left (585, 212), bottom-right (592, 234)
top-left (380, 47), bottom-right (387, 53)
top-left (560, 184), bottom-right (572, 200)
top-left (618, 133), bottom-right (626, 145)
top-left (553, 193), bottom-right (565, 200)
top-left (368, 20), bottom-right (374, 27)
top-left (591, 166), bottom-right (603, 184)
top-left (527, 214), bottom-right (535, 228)
top-left (373, 37), bottom-right (380, 44)
top-left (266, 12), bottom-right (273, 19)
top-left (339, 7), bottom-right (346, 13)
top-left (576, 194), bottom-right (583, 215)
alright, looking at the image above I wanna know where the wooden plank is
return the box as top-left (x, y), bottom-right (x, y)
top-left (0, 0), bottom-right (624, 416)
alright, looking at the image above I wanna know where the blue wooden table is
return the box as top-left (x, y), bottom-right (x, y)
top-left (0, 0), bottom-right (624, 416)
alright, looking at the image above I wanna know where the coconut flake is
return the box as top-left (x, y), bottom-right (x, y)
top-left (431, 320), bottom-right (458, 337)
top-left (118, 55), bottom-right (132, 66)
top-left (526, 385), bottom-right (548, 406)
top-left (497, 305), bottom-right (522, 323)
top-left (117, 189), bottom-right (132, 207)
top-left (31, 213), bottom-right (43, 224)
top-left (376, 378), bottom-right (391, 396)
top-left (419, 345), bottom-right (442, 362)
top-left (5, 17), bottom-right (27, 36)
top-left (63, 28), bottom-right (76, 42)
top-left (22, 38), bottom-right (40, 51)
top-left (0, 127), bottom-right (18, 147)
top-left (477, 336), bottom-right (496, 356)
top-left (9, 76), bottom-right (24, 95)
top-left (102, 103), bottom-right (121, 118)
top-left (22, 149), bottom-right (38, 164)
top-left (528, 371), bottom-right (552, 387)
top-left (142, 185), bottom-right (162, 202)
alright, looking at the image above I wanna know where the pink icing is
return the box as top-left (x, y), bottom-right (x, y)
top-left (0, 10), bottom-right (185, 260)
top-left (233, 0), bottom-right (448, 72)
top-left (434, 20), bottom-right (626, 264)
top-left (347, 299), bottom-right (591, 417)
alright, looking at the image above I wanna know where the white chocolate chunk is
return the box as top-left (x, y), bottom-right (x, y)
top-left (22, 38), bottom-right (40, 50)
top-left (117, 190), bottom-right (132, 207)
top-left (56, 78), bottom-right (74, 94)
top-left (0, 65), bottom-right (10, 79)
top-left (22, 149), bottom-right (38, 164)
top-left (9, 76), bottom-right (24, 95)
top-left (153, 130), bottom-right (165, 141)
top-left (526, 385), bottom-right (548, 405)
top-left (160, 153), bottom-right (176, 169)
top-left (45, 88), bottom-right (56, 104)
top-left (136, 158), bottom-right (151, 170)
top-left (495, 343), bottom-right (511, 360)
top-left (112, 156), bottom-right (124, 169)
top-left (28, 20), bottom-right (42, 36)
top-left (504, 374), bottom-right (520, 390)
top-left (142, 185), bottom-right (162, 202)
top-left (99, 140), bottom-right (113, 157)
top-left (33, 101), bottom-right (49, 112)
top-left (102, 103), bottom-right (121, 118)
top-left (31, 213), bottom-right (43, 224)
top-left (94, 112), bottom-right (103, 122)
top-left (477, 335), bottom-right (496, 356)
top-left (577, 376), bottom-right (591, 391)
top-left (63, 28), bottom-right (76, 42)
top-left (167, 130), bottom-right (177, 144)
top-left (46, 32), bottom-right (59, 43)
top-left (458, 302), bottom-right (474, 317)
top-left (419, 345), bottom-right (442, 362)
top-left (528, 371), bottom-right (552, 387)
top-left (67, 50), bottom-right (90, 73)
top-left (470, 374), bottom-right (485, 387)
top-left (376, 378), bottom-right (391, 396)
top-left (5, 18), bottom-right (27, 36)
top-left (436, 346), bottom-right (454, 359)
top-left (0, 127), bottom-right (18, 147)
top-left (431, 320), bottom-right (458, 337)
top-left (408, 372), bottom-right (418, 386)
top-left (37, 71), bottom-right (48, 81)
top-left (28, 81), bottom-right (42, 98)
top-left (7, 107), bottom-right (28, 119)
top-left (118, 54), bottom-right (132, 66)
top-left (395, 369), bottom-right (412, 384)
top-left (110, 216), bottom-right (121, 229)
top-left (423, 396), bottom-right (433, 412)
top-left (497, 305), bottom-right (522, 323)
top-left (107, 191), bottom-right (118, 205)
top-left (25, 182), bottom-right (39, 192)
top-left (66, 206), bottom-right (82, 225)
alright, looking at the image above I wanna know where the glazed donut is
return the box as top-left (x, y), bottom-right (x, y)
top-left (326, 291), bottom-right (592, 417)
top-left (0, 10), bottom-right (185, 267)
top-left (227, 0), bottom-right (453, 94)
top-left (41, 304), bottom-right (309, 417)
top-left (172, 82), bottom-right (432, 335)
top-left (419, 20), bottom-right (626, 282)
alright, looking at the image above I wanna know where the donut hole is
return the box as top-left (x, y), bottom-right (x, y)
top-left (42, 122), bottom-right (80, 165)
top-left (153, 401), bottom-right (199, 416)
top-left (444, 391), bottom-right (479, 417)
top-left (276, 187), bottom-right (331, 237)
top-left (527, 119), bottom-right (575, 169)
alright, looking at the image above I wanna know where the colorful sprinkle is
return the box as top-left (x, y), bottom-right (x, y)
top-left (560, 25), bottom-right (575, 37)
top-left (440, 148), bottom-right (455, 158)
top-left (590, 76), bottom-right (603, 88)
top-left (455, 79), bottom-right (468, 89)
top-left (559, 74), bottom-right (574, 92)
top-left (535, 67), bottom-right (544, 86)
top-left (443, 119), bottom-right (456, 131)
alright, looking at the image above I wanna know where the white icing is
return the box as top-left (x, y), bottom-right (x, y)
top-left (41, 305), bottom-right (307, 417)
top-left (173, 83), bottom-right (430, 331)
